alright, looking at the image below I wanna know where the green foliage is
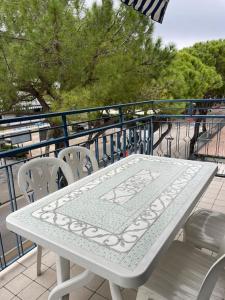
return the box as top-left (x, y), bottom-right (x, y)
top-left (0, 0), bottom-right (224, 115)
top-left (165, 51), bottom-right (222, 99)
top-left (185, 40), bottom-right (225, 97)
top-left (0, 0), bottom-right (175, 111)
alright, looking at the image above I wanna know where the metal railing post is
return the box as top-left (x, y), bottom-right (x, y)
top-left (62, 114), bottom-right (69, 148)
top-left (147, 117), bottom-right (154, 155)
top-left (119, 106), bottom-right (123, 129)
top-left (189, 101), bottom-right (193, 116)
top-left (119, 106), bottom-right (124, 130)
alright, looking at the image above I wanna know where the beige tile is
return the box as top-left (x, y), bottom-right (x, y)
top-left (70, 264), bottom-right (86, 277)
top-left (35, 268), bottom-right (56, 289)
top-left (96, 281), bottom-right (112, 300)
top-left (214, 199), bottom-right (225, 207)
top-left (197, 202), bottom-right (213, 210)
top-left (90, 293), bottom-right (106, 300)
top-left (200, 197), bottom-right (215, 204)
top-left (209, 181), bottom-right (223, 188)
top-left (41, 248), bottom-right (50, 256)
top-left (69, 286), bottom-right (94, 300)
top-left (50, 264), bottom-right (56, 271)
top-left (220, 183), bottom-right (225, 190)
top-left (48, 282), bottom-right (56, 291)
top-left (0, 287), bottom-right (14, 300)
top-left (37, 290), bottom-right (50, 300)
top-left (204, 190), bottom-right (219, 198)
top-left (175, 229), bottom-right (183, 241)
top-left (5, 273), bottom-right (32, 295)
top-left (122, 288), bottom-right (137, 300)
top-left (41, 252), bottom-right (56, 268)
top-left (18, 281), bottom-right (46, 300)
top-left (217, 190), bottom-right (225, 201)
top-left (17, 249), bottom-right (38, 268)
top-left (38, 291), bottom-right (50, 300)
top-left (23, 262), bottom-right (48, 280)
top-left (11, 297), bottom-right (21, 300)
top-left (0, 262), bottom-right (26, 287)
top-left (85, 276), bottom-right (105, 292)
top-left (177, 233), bottom-right (184, 241)
top-left (213, 177), bottom-right (224, 183)
top-left (212, 205), bottom-right (225, 214)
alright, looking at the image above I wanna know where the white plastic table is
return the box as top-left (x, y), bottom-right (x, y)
top-left (6, 155), bottom-right (217, 300)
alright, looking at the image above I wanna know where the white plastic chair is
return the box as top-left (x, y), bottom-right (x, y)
top-left (18, 157), bottom-right (74, 275)
top-left (58, 146), bottom-right (99, 181)
top-left (184, 209), bottom-right (225, 253)
top-left (136, 241), bottom-right (225, 300)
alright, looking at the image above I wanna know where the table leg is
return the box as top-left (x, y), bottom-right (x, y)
top-left (109, 282), bottom-right (123, 300)
top-left (56, 256), bottom-right (70, 300)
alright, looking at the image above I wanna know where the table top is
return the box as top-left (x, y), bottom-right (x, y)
top-left (6, 155), bottom-right (217, 288)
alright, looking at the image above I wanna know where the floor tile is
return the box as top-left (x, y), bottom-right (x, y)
top-left (70, 264), bottom-right (86, 277)
top-left (23, 262), bottom-right (48, 280)
top-left (5, 273), bottom-right (32, 295)
top-left (41, 252), bottom-right (56, 268)
top-left (203, 191), bottom-right (219, 199)
top-left (197, 202), bottom-right (213, 210)
top-left (214, 199), bottom-right (225, 207)
top-left (18, 281), bottom-right (46, 300)
top-left (220, 183), bottom-right (225, 190)
top-left (17, 249), bottom-right (38, 268)
top-left (0, 262), bottom-right (26, 287)
top-left (212, 205), bottom-right (225, 214)
top-left (217, 190), bottom-right (225, 201)
top-left (48, 282), bottom-right (56, 291)
top-left (121, 288), bottom-right (137, 300)
top-left (96, 281), bottom-right (112, 300)
top-left (37, 290), bottom-right (50, 300)
top-left (200, 197), bottom-right (215, 204)
top-left (209, 181), bottom-right (223, 188)
top-left (69, 287), bottom-right (94, 300)
top-left (0, 287), bottom-right (14, 300)
top-left (90, 293), bottom-right (106, 300)
top-left (41, 248), bottom-right (50, 256)
top-left (84, 275), bottom-right (105, 292)
top-left (35, 268), bottom-right (56, 289)
top-left (50, 264), bottom-right (56, 271)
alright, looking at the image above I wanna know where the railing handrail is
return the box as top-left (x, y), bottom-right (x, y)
top-left (1, 97), bottom-right (225, 159)
top-left (1, 98), bottom-right (225, 125)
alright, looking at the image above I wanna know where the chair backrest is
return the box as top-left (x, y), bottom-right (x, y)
top-left (58, 146), bottom-right (99, 181)
top-left (197, 253), bottom-right (225, 300)
top-left (18, 157), bottom-right (74, 202)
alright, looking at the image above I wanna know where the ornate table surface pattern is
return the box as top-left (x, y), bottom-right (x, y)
top-left (6, 155), bottom-right (217, 278)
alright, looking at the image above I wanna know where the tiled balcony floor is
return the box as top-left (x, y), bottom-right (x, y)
top-left (1, 176), bottom-right (225, 300)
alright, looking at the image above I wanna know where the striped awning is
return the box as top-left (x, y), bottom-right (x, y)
top-left (121, 0), bottom-right (170, 23)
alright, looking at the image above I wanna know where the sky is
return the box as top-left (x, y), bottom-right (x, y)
top-left (154, 0), bottom-right (225, 49)
top-left (86, 0), bottom-right (225, 49)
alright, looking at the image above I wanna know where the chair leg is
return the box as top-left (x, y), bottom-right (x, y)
top-left (37, 245), bottom-right (42, 276)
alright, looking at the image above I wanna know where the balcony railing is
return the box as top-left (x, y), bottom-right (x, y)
top-left (1, 98), bottom-right (225, 271)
